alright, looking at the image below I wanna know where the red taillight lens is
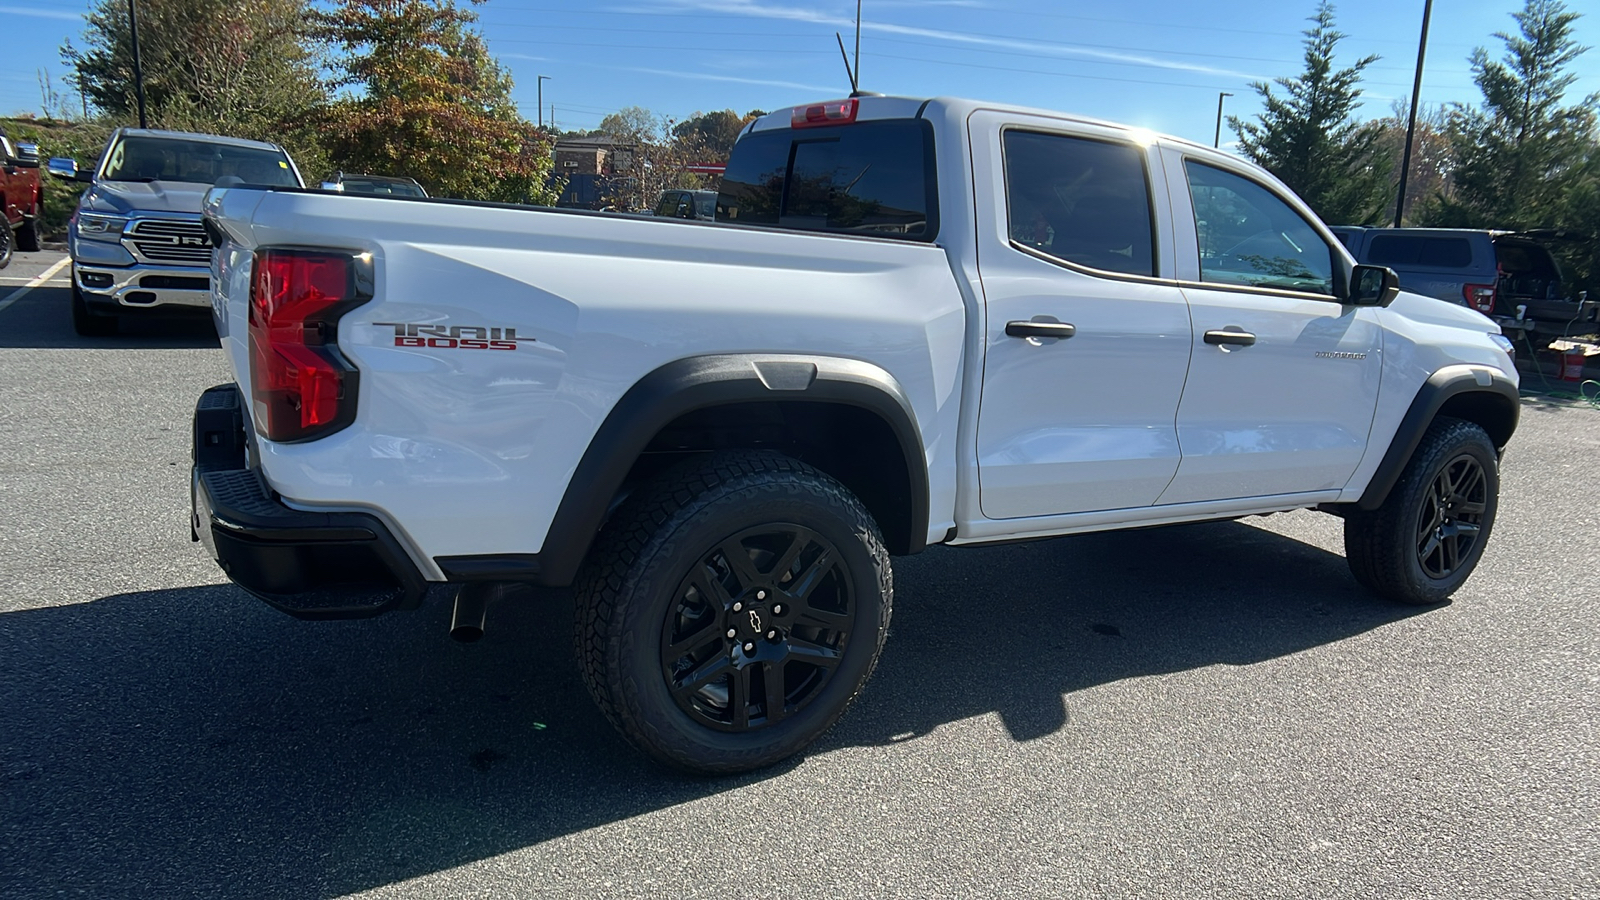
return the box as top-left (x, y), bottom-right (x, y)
top-left (248, 249), bottom-right (363, 442)
top-left (791, 98), bottom-right (858, 128)
top-left (1463, 283), bottom-right (1496, 314)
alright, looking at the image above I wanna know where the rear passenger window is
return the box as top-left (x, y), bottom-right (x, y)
top-left (715, 119), bottom-right (936, 239)
top-left (1002, 131), bottom-right (1155, 277)
top-left (1368, 236), bottom-right (1474, 268)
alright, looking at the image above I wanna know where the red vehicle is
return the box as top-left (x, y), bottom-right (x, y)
top-left (0, 125), bottom-right (44, 268)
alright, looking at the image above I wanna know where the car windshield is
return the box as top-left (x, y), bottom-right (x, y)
top-left (342, 178), bottom-right (425, 197)
top-left (101, 136), bottom-right (298, 186)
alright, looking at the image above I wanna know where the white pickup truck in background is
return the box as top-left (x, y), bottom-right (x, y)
top-left (193, 95), bottom-right (1519, 773)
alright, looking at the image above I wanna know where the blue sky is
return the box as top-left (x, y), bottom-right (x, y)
top-left (3, 0), bottom-right (1598, 148)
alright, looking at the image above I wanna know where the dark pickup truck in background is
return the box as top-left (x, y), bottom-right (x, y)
top-left (1329, 226), bottom-right (1597, 346)
top-left (0, 125), bottom-right (43, 268)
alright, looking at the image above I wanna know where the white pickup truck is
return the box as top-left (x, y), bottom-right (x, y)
top-left (193, 95), bottom-right (1519, 773)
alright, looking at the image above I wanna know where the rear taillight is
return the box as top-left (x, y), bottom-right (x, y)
top-left (1463, 283), bottom-right (1496, 314)
top-left (791, 99), bottom-right (858, 128)
top-left (248, 249), bottom-right (367, 442)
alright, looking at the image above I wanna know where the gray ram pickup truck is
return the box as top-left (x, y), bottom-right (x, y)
top-left (49, 128), bottom-right (303, 336)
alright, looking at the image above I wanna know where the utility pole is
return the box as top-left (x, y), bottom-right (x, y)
top-left (1394, 0), bottom-right (1434, 228)
top-left (127, 0), bottom-right (147, 128)
top-left (1213, 92), bottom-right (1232, 148)
top-left (537, 75), bottom-right (551, 130)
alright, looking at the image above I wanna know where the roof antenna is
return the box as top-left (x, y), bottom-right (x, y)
top-left (835, 32), bottom-right (859, 94)
top-left (853, 0), bottom-right (862, 91)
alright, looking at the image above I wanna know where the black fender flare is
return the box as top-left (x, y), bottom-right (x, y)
top-left (436, 354), bottom-right (930, 586)
top-left (1355, 364), bottom-right (1519, 511)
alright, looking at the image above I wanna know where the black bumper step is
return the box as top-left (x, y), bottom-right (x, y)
top-left (191, 384), bottom-right (428, 619)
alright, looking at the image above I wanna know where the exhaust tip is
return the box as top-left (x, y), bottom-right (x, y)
top-left (449, 583), bottom-right (494, 643)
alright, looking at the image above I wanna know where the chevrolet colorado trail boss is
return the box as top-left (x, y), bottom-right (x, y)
top-left (193, 96), bottom-right (1520, 774)
top-left (48, 128), bottom-right (303, 335)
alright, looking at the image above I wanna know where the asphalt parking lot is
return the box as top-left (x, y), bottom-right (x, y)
top-left (1, 248), bottom-right (1597, 899)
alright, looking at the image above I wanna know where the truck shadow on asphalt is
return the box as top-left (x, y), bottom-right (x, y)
top-left (0, 521), bottom-right (1422, 898)
top-left (0, 286), bottom-right (218, 350)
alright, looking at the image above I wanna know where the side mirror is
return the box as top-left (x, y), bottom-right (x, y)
top-left (12, 142), bottom-right (40, 168)
top-left (1349, 264), bottom-right (1400, 307)
top-left (47, 157), bottom-right (83, 181)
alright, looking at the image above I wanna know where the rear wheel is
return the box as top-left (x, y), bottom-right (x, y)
top-left (71, 275), bottom-right (119, 336)
top-left (574, 450), bottom-right (892, 774)
top-left (1344, 418), bottom-right (1499, 604)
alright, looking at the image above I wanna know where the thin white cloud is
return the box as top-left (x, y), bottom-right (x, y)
top-left (0, 6), bottom-right (83, 20)
top-left (500, 53), bottom-right (551, 61)
top-left (652, 0), bottom-right (1261, 80)
top-left (619, 65), bottom-right (839, 93)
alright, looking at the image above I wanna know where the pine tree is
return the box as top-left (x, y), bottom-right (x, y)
top-left (313, 0), bottom-right (558, 204)
top-left (1228, 2), bottom-right (1391, 225)
top-left (1437, 0), bottom-right (1597, 230)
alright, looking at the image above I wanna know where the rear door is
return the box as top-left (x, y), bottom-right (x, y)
top-left (1157, 146), bottom-right (1381, 504)
top-left (971, 111), bottom-right (1194, 517)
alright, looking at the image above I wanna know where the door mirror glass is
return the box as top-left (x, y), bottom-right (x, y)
top-left (47, 157), bottom-right (81, 180)
top-left (1349, 264), bottom-right (1400, 307)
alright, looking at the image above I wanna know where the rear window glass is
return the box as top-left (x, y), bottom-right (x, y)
top-left (1367, 236), bottom-right (1473, 268)
top-left (716, 119), bottom-right (936, 240)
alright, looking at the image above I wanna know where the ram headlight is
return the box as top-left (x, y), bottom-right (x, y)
top-left (76, 213), bottom-right (128, 240)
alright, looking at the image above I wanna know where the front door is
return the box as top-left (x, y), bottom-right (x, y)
top-left (1157, 149), bottom-right (1382, 505)
top-left (972, 113), bottom-right (1193, 518)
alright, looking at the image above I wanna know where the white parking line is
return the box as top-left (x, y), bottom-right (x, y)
top-left (0, 257), bottom-right (72, 314)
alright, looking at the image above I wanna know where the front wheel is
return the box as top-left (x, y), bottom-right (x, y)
top-left (0, 221), bottom-right (12, 269)
top-left (574, 451), bottom-right (892, 774)
top-left (1344, 418), bottom-right (1500, 604)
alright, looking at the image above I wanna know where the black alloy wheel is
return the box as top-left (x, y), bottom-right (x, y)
top-left (661, 524), bottom-right (853, 732)
top-left (1414, 453), bottom-right (1488, 580)
top-left (574, 450), bottom-right (892, 774)
top-left (1344, 417), bottom-right (1500, 605)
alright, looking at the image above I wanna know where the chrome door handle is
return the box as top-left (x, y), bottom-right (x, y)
top-left (1203, 329), bottom-right (1257, 347)
top-left (1005, 321), bottom-right (1076, 339)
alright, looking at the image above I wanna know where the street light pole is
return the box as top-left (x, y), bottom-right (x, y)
top-left (1394, 0), bottom-right (1434, 228)
top-left (537, 75), bottom-right (551, 130)
top-left (1213, 92), bottom-right (1232, 148)
top-left (127, 0), bottom-right (147, 128)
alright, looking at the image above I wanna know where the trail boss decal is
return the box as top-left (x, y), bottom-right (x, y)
top-left (374, 322), bottom-right (536, 351)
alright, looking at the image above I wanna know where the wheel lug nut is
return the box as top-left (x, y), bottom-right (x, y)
top-left (757, 590), bottom-right (766, 600)
top-left (773, 604), bottom-right (783, 615)
top-left (767, 630), bottom-right (777, 639)
top-left (726, 628), bottom-right (737, 638)
top-left (732, 601), bottom-right (742, 612)
top-left (743, 642), bottom-right (755, 653)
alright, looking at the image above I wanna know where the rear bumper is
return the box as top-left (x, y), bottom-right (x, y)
top-left (190, 384), bottom-right (428, 619)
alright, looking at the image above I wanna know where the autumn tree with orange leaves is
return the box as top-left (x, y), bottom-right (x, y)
top-left (312, 0), bottom-right (558, 203)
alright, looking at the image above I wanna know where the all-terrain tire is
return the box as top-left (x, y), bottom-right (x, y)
top-left (72, 276), bottom-right (118, 336)
top-left (1344, 417), bottom-right (1499, 605)
top-left (573, 450), bottom-right (893, 774)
